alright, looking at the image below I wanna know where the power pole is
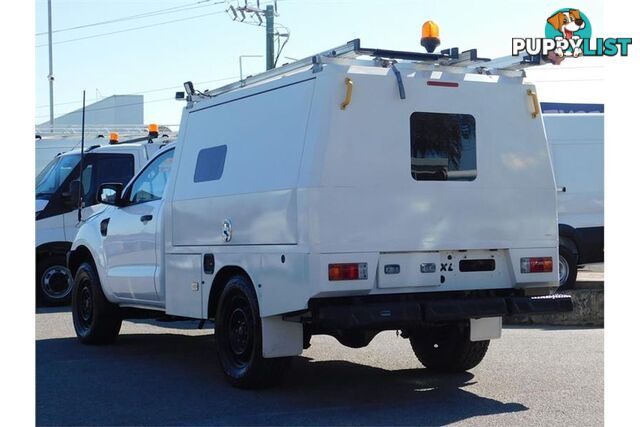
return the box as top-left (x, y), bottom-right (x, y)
top-left (265, 5), bottom-right (274, 70)
top-left (47, 0), bottom-right (55, 132)
top-left (226, 1), bottom-right (285, 72)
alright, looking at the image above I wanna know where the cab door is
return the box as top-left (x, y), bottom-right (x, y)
top-left (102, 148), bottom-right (175, 302)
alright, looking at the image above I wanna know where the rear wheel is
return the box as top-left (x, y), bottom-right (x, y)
top-left (72, 262), bottom-right (122, 344)
top-left (36, 255), bottom-right (74, 306)
top-left (409, 322), bottom-right (489, 373)
top-left (215, 275), bottom-right (290, 388)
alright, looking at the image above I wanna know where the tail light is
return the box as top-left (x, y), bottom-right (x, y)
top-left (520, 257), bottom-right (553, 273)
top-left (328, 263), bottom-right (368, 281)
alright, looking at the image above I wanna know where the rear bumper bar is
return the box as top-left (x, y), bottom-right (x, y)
top-left (311, 294), bottom-right (573, 330)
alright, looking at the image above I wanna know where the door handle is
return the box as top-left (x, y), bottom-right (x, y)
top-left (140, 214), bottom-right (153, 223)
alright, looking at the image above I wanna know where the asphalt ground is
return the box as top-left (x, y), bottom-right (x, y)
top-left (36, 307), bottom-right (603, 426)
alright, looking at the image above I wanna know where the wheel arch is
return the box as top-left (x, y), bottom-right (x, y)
top-left (36, 241), bottom-right (72, 263)
top-left (206, 265), bottom-right (256, 320)
top-left (558, 224), bottom-right (579, 259)
top-left (68, 244), bottom-right (98, 277)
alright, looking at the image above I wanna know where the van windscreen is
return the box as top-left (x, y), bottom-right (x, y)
top-left (410, 112), bottom-right (477, 181)
top-left (36, 154), bottom-right (80, 199)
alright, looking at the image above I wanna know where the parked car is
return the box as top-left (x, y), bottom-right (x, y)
top-left (67, 39), bottom-right (572, 388)
top-left (543, 112), bottom-right (604, 288)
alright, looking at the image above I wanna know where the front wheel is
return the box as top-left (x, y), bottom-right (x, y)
top-left (215, 275), bottom-right (290, 388)
top-left (71, 262), bottom-right (122, 344)
top-left (409, 322), bottom-right (489, 373)
top-left (36, 255), bottom-right (74, 306)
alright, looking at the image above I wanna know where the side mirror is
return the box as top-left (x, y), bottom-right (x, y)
top-left (62, 180), bottom-right (83, 208)
top-left (98, 183), bottom-right (124, 206)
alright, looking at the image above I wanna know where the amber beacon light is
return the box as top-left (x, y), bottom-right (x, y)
top-left (148, 123), bottom-right (159, 138)
top-left (421, 20), bottom-right (441, 53)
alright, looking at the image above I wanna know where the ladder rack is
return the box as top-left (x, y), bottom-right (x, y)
top-left (197, 39), bottom-right (548, 102)
top-left (35, 124), bottom-right (178, 138)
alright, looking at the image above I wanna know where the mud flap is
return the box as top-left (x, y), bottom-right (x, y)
top-left (261, 315), bottom-right (303, 358)
top-left (470, 317), bottom-right (502, 341)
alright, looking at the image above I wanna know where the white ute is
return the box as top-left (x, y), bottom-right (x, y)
top-left (68, 39), bottom-right (573, 388)
top-left (36, 128), bottom-right (173, 305)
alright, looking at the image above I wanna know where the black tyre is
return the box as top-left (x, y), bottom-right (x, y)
top-left (71, 262), bottom-right (122, 344)
top-left (36, 255), bottom-right (74, 306)
top-left (409, 323), bottom-right (489, 373)
top-left (559, 243), bottom-right (578, 290)
top-left (215, 275), bottom-right (290, 389)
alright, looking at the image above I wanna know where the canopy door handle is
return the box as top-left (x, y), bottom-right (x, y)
top-left (340, 78), bottom-right (353, 110)
top-left (527, 89), bottom-right (540, 118)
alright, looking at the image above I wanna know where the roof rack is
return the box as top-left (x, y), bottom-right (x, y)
top-left (35, 124), bottom-right (179, 136)
top-left (198, 39), bottom-right (548, 102)
top-left (115, 133), bottom-right (174, 145)
top-left (35, 124), bottom-right (179, 139)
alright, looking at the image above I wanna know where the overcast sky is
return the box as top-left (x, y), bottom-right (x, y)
top-left (35, 0), bottom-right (605, 126)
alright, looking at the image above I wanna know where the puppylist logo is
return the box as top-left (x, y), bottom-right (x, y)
top-left (512, 8), bottom-right (631, 59)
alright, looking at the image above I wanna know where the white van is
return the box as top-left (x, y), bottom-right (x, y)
top-left (36, 133), bottom-right (108, 175)
top-left (543, 113), bottom-right (604, 288)
top-left (35, 126), bottom-right (175, 174)
top-left (68, 40), bottom-right (572, 388)
top-left (36, 132), bottom-right (173, 305)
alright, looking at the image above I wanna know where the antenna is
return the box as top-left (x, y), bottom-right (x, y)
top-left (77, 90), bottom-right (86, 223)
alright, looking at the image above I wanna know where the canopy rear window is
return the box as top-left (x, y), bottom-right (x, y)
top-left (410, 112), bottom-right (477, 181)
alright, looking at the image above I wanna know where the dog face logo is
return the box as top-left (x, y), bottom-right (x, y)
top-left (513, 8), bottom-right (631, 59)
top-left (544, 8), bottom-right (592, 57)
top-left (547, 9), bottom-right (585, 39)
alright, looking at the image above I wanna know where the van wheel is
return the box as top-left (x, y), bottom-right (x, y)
top-left (36, 255), bottom-right (74, 306)
top-left (71, 262), bottom-right (122, 344)
top-left (559, 244), bottom-right (578, 290)
top-left (215, 275), bottom-right (290, 388)
top-left (409, 323), bottom-right (489, 372)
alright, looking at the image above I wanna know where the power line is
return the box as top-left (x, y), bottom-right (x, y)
top-left (35, 0), bottom-right (226, 36)
top-left (34, 96), bottom-right (177, 120)
top-left (34, 76), bottom-right (241, 117)
top-left (35, 10), bottom-right (227, 47)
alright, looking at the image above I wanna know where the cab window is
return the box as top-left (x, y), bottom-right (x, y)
top-left (79, 154), bottom-right (135, 206)
top-left (129, 149), bottom-right (175, 204)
